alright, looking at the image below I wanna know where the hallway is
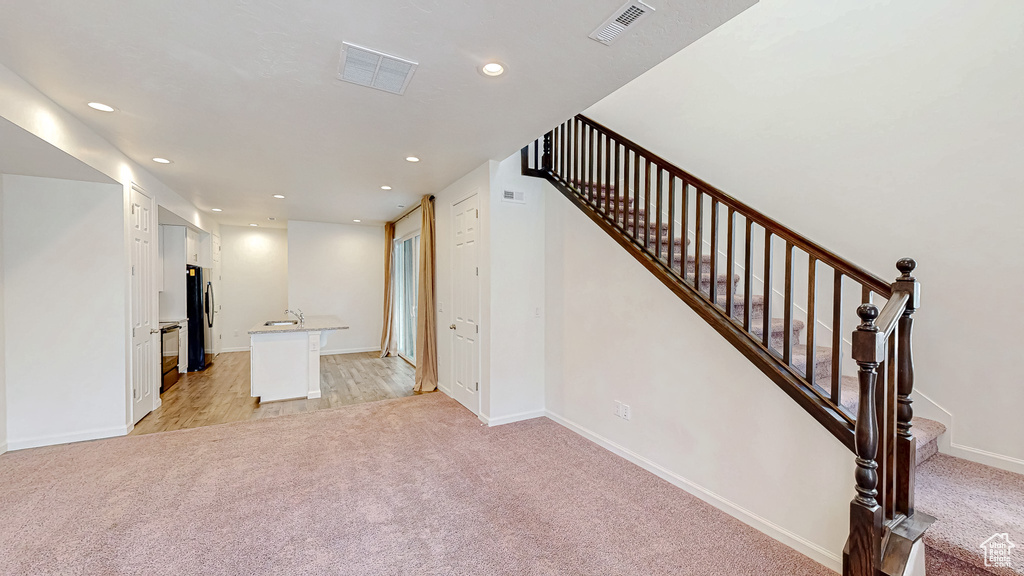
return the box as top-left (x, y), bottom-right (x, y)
top-left (131, 351), bottom-right (415, 435)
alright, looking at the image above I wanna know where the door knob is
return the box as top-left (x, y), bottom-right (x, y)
top-left (449, 324), bottom-right (456, 330)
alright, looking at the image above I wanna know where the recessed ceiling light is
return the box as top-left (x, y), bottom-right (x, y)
top-left (353, 219), bottom-right (361, 223)
top-left (397, 205), bottom-right (405, 209)
top-left (405, 156), bottom-right (420, 162)
top-left (268, 217), bottom-right (277, 221)
top-left (481, 62), bottom-right (505, 76)
top-left (87, 102), bottom-right (115, 112)
top-left (152, 157), bottom-right (172, 164)
top-left (380, 185), bottom-right (392, 190)
top-left (273, 194), bottom-right (285, 199)
top-left (211, 208), bottom-right (223, 212)
top-left (249, 223), bottom-right (259, 227)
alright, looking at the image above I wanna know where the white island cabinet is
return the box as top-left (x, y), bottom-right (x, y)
top-left (249, 316), bottom-right (348, 402)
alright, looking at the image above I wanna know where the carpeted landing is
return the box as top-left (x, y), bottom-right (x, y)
top-left (918, 453), bottom-right (1024, 576)
top-left (0, 393), bottom-right (833, 576)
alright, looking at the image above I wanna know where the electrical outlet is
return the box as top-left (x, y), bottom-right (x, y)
top-left (621, 404), bottom-right (632, 421)
top-left (614, 400), bottom-right (622, 418)
top-left (234, 329), bottom-right (239, 337)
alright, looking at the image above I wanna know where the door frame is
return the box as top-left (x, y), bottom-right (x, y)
top-left (449, 191), bottom-right (482, 416)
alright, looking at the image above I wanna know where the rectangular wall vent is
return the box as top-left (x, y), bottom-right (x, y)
top-left (502, 190), bottom-right (525, 204)
top-left (589, 1), bottom-right (656, 46)
top-left (338, 42), bottom-right (418, 95)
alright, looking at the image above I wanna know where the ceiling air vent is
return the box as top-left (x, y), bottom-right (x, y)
top-left (338, 42), bottom-right (418, 95)
top-left (589, 1), bottom-right (656, 46)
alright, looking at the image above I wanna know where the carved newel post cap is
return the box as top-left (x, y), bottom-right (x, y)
top-left (897, 258), bottom-right (917, 279)
top-left (857, 303), bottom-right (879, 329)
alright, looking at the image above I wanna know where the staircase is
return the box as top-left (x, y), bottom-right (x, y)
top-left (521, 115), bottom-right (1024, 576)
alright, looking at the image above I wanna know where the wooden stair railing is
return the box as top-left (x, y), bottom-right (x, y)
top-left (521, 115), bottom-right (932, 576)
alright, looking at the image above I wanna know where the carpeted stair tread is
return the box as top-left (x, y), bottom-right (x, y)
top-left (790, 346), bottom-right (833, 383)
top-left (719, 294), bottom-right (765, 323)
top-left (917, 454), bottom-right (1024, 575)
top-left (749, 318), bottom-right (805, 350)
top-left (912, 417), bottom-right (947, 466)
top-left (696, 273), bottom-right (741, 295)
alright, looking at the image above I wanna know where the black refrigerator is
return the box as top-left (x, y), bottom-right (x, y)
top-left (186, 264), bottom-right (212, 371)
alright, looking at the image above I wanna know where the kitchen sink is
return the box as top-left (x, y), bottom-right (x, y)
top-left (264, 320), bottom-right (299, 326)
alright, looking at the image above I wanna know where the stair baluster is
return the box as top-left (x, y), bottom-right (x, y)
top-left (847, 304), bottom-right (884, 576)
top-left (894, 259), bottom-right (920, 519)
top-left (521, 116), bottom-right (930, 576)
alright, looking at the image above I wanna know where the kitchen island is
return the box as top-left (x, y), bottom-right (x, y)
top-left (249, 315), bottom-right (348, 402)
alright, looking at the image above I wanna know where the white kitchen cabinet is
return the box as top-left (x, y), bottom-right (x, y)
top-left (186, 228), bottom-right (200, 265)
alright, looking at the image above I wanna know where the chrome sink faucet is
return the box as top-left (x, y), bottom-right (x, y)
top-left (285, 308), bottom-right (304, 325)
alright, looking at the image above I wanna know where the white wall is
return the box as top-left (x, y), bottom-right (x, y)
top-left (158, 226), bottom-right (187, 321)
top-left (584, 0), bottom-right (1024, 469)
top-left (0, 174), bottom-right (6, 454)
top-left (2, 175), bottom-right (128, 449)
top-left (432, 156), bottom-right (547, 424)
top-left (394, 207), bottom-right (421, 240)
top-left (219, 226), bottom-right (288, 352)
top-left (544, 187), bottom-right (854, 570)
top-left (487, 154), bottom-right (546, 423)
top-left (287, 221), bottom-right (384, 355)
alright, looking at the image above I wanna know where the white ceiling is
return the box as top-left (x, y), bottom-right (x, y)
top-left (0, 0), bottom-right (755, 226)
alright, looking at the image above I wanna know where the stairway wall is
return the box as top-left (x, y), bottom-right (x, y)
top-left (0, 174), bottom-right (6, 455)
top-left (584, 0), bottom-right (1024, 470)
top-left (543, 185), bottom-right (853, 571)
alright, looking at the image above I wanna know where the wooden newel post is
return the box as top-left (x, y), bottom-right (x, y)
top-left (845, 303), bottom-right (884, 576)
top-left (542, 131), bottom-right (553, 171)
top-left (894, 258), bottom-right (920, 518)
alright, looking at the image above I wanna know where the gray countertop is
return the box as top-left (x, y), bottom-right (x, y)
top-left (248, 315), bottom-right (349, 335)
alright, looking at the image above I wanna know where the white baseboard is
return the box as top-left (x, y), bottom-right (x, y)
top-left (220, 346), bottom-right (249, 353)
top-left (544, 410), bottom-right (843, 573)
top-left (307, 390), bottom-right (322, 399)
top-left (482, 409), bottom-right (547, 427)
top-left (321, 347), bottom-right (380, 356)
top-left (0, 441), bottom-right (7, 456)
top-left (946, 442), bottom-right (1024, 475)
top-left (8, 425), bottom-right (130, 451)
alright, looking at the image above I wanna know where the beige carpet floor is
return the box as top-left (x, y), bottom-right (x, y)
top-left (0, 393), bottom-right (833, 575)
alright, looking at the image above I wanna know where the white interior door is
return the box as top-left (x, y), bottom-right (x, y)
top-left (130, 185), bottom-right (157, 424)
top-left (451, 194), bottom-right (480, 414)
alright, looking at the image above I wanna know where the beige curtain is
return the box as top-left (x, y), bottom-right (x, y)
top-left (414, 195), bottom-right (438, 393)
top-left (380, 221), bottom-right (396, 358)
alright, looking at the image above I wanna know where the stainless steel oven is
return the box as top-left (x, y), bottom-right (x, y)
top-left (160, 322), bottom-right (180, 393)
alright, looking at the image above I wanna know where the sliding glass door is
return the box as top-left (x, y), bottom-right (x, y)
top-left (393, 233), bottom-right (420, 364)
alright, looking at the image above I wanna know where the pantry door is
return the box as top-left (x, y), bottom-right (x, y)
top-left (130, 184), bottom-right (157, 424)
top-left (450, 194), bottom-right (480, 415)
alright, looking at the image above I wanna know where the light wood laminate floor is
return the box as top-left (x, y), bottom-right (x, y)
top-left (131, 351), bottom-right (416, 435)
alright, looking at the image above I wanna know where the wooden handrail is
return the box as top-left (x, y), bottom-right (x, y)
top-left (522, 117), bottom-right (928, 576)
top-left (873, 291), bottom-right (910, 341)
top-left (574, 115), bottom-right (893, 296)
